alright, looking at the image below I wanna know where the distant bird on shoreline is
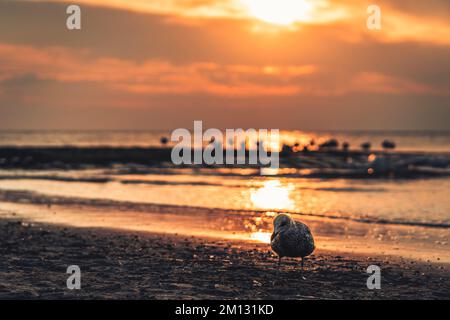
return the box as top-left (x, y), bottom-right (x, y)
top-left (342, 142), bottom-right (350, 152)
top-left (319, 139), bottom-right (339, 151)
top-left (160, 136), bottom-right (169, 146)
top-left (271, 214), bottom-right (315, 270)
top-left (361, 142), bottom-right (371, 152)
top-left (382, 139), bottom-right (396, 151)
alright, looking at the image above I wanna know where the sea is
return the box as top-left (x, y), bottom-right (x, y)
top-left (0, 130), bottom-right (449, 262)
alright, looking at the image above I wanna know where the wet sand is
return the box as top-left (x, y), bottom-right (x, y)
top-left (1, 219), bottom-right (449, 300)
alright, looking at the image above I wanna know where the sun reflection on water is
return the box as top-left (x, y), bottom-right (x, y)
top-left (250, 180), bottom-right (294, 210)
top-left (249, 232), bottom-right (272, 244)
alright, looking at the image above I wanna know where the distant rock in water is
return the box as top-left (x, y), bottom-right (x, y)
top-left (271, 214), bottom-right (315, 269)
top-left (281, 144), bottom-right (293, 155)
top-left (367, 155), bottom-right (411, 176)
top-left (367, 156), bottom-right (394, 175)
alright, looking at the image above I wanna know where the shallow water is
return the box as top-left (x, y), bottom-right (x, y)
top-left (0, 130), bottom-right (449, 263)
top-left (0, 167), bottom-right (449, 263)
top-left (0, 170), bottom-right (449, 226)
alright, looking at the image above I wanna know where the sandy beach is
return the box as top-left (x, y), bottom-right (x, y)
top-left (1, 217), bottom-right (449, 300)
top-left (0, 142), bottom-right (449, 300)
top-left (2, 0), bottom-right (450, 305)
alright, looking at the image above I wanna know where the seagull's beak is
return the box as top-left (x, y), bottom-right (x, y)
top-left (270, 231), bottom-right (278, 243)
top-left (271, 228), bottom-right (280, 240)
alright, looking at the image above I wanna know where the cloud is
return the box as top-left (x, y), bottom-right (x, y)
top-left (2, 43), bottom-right (447, 100)
top-left (0, 43), bottom-right (318, 98)
top-left (1, 1), bottom-right (449, 130)
top-left (24, 0), bottom-right (450, 45)
top-left (349, 72), bottom-right (450, 96)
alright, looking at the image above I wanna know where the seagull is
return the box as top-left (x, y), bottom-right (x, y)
top-left (271, 214), bottom-right (315, 269)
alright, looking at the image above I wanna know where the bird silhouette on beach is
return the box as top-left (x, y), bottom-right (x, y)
top-left (271, 214), bottom-right (315, 269)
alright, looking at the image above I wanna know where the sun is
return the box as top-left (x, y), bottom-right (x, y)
top-left (241, 0), bottom-right (313, 26)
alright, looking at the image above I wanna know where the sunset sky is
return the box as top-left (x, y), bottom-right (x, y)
top-left (0, 0), bottom-right (449, 130)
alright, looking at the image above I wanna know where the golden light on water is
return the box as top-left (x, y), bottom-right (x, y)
top-left (250, 232), bottom-right (272, 244)
top-left (242, 0), bottom-right (313, 25)
top-left (250, 180), bottom-right (294, 210)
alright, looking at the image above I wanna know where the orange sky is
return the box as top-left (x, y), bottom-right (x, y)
top-left (0, 0), bottom-right (449, 130)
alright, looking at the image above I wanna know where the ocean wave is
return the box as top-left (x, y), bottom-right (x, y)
top-left (0, 174), bottom-right (387, 192)
top-left (120, 179), bottom-right (387, 192)
top-left (0, 189), bottom-right (447, 229)
top-left (0, 175), bottom-right (111, 183)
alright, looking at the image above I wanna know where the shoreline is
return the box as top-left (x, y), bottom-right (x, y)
top-left (0, 190), bottom-right (449, 264)
top-left (0, 218), bottom-right (449, 299)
